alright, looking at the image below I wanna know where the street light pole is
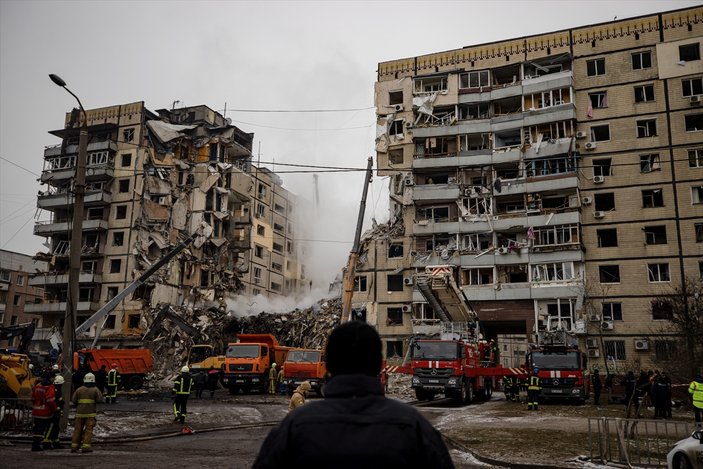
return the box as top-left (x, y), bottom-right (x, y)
top-left (49, 74), bottom-right (88, 431)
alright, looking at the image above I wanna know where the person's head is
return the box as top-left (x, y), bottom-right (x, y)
top-left (181, 366), bottom-right (190, 374)
top-left (111, 362), bottom-right (118, 370)
top-left (101, 365), bottom-right (106, 370)
top-left (83, 373), bottom-right (96, 387)
top-left (299, 381), bottom-right (311, 394)
top-left (325, 321), bottom-right (382, 377)
top-left (54, 375), bottom-right (65, 385)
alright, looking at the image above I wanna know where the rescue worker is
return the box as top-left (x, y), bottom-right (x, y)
top-left (71, 372), bottom-right (102, 453)
top-left (652, 371), bottom-right (669, 419)
top-left (172, 366), bottom-right (194, 424)
top-left (95, 364), bottom-right (107, 394)
top-left (277, 365), bottom-right (287, 394)
top-left (194, 370), bottom-right (206, 399)
top-left (106, 363), bottom-right (120, 404)
top-left (688, 373), bottom-right (703, 425)
top-left (31, 374), bottom-right (57, 451)
top-left (503, 375), bottom-right (515, 402)
top-left (253, 321), bottom-right (454, 468)
top-left (621, 371), bottom-right (638, 411)
top-left (268, 363), bottom-right (277, 395)
top-left (288, 381), bottom-right (311, 412)
top-left (43, 374), bottom-right (65, 449)
top-left (591, 369), bottom-right (602, 406)
top-left (207, 366), bottom-right (219, 398)
top-left (510, 374), bottom-right (520, 402)
top-left (527, 367), bottom-right (541, 411)
top-left (661, 371), bottom-right (673, 419)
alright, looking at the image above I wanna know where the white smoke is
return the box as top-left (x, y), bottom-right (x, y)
top-left (225, 286), bottom-right (337, 317)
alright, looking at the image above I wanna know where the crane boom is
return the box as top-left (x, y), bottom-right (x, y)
top-left (340, 157), bottom-right (373, 322)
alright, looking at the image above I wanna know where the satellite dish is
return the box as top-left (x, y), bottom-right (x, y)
top-left (225, 117), bottom-right (232, 126)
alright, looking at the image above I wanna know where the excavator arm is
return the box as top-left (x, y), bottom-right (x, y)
top-left (0, 323), bottom-right (35, 355)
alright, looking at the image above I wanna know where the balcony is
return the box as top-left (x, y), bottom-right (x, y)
top-left (24, 301), bottom-right (99, 315)
top-left (413, 210), bottom-right (580, 236)
top-left (43, 140), bottom-right (118, 158)
top-left (412, 184), bottom-right (461, 203)
top-left (29, 272), bottom-right (102, 287)
top-left (37, 189), bottom-right (112, 210)
top-left (34, 219), bottom-right (109, 236)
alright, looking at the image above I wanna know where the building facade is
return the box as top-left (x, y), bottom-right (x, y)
top-left (364, 6), bottom-right (703, 371)
top-left (31, 103), bottom-right (307, 348)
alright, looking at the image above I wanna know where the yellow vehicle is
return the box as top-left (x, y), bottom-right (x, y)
top-left (187, 344), bottom-right (225, 373)
top-left (0, 353), bottom-right (37, 399)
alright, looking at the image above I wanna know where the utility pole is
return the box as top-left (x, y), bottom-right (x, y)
top-left (49, 74), bottom-right (87, 430)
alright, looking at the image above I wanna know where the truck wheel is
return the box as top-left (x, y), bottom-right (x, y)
top-left (464, 380), bottom-right (473, 404)
top-left (127, 375), bottom-right (143, 390)
top-left (485, 381), bottom-right (492, 399)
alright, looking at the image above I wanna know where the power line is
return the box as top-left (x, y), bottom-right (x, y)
top-left (1, 213), bottom-right (35, 249)
top-left (0, 156), bottom-right (40, 177)
top-left (221, 107), bottom-right (375, 113)
top-left (226, 119), bottom-right (372, 132)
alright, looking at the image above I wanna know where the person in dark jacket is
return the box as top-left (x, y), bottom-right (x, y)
top-left (194, 371), bottom-right (206, 399)
top-left (43, 374), bottom-right (65, 449)
top-left (253, 321), bottom-right (454, 469)
top-left (591, 369), bottom-right (602, 406)
top-left (621, 371), bottom-right (638, 411)
top-left (95, 365), bottom-right (107, 394)
top-left (172, 366), bottom-right (194, 424)
top-left (207, 366), bottom-right (219, 398)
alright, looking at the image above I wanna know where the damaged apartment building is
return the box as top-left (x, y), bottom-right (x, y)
top-left (355, 6), bottom-right (703, 369)
top-left (31, 103), bottom-right (307, 348)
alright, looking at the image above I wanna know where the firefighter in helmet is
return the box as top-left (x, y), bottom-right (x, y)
top-left (106, 363), bottom-right (120, 404)
top-left (268, 363), bottom-right (278, 395)
top-left (527, 367), bottom-right (541, 410)
top-left (172, 366), bottom-right (194, 424)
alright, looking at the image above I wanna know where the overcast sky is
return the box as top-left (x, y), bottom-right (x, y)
top-left (0, 0), bottom-right (699, 286)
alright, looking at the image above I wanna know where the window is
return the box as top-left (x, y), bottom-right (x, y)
top-left (253, 266), bottom-right (262, 282)
top-left (685, 114), bottom-right (703, 132)
top-left (460, 70), bottom-right (490, 88)
top-left (682, 78), bottom-right (703, 97)
top-left (121, 153), bottom-right (132, 167)
top-left (654, 340), bottom-right (676, 361)
top-left (690, 149), bottom-right (703, 167)
top-left (128, 314), bottom-right (141, 329)
top-left (118, 179), bottom-right (130, 193)
top-left (123, 128), bottom-right (135, 143)
top-left (644, 226), bottom-right (667, 245)
top-left (81, 260), bottom-right (97, 273)
top-left (531, 262), bottom-right (574, 282)
top-left (593, 159), bottom-right (612, 177)
top-left (648, 263), bottom-right (670, 282)
top-left (16, 275), bottom-right (24, 286)
top-left (640, 154), bottom-right (661, 172)
top-left (463, 268), bottom-right (493, 285)
top-left (256, 225), bottom-right (265, 236)
top-left (651, 299), bottom-right (673, 320)
top-left (104, 315), bottom-right (116, 329)
top-left (590, 124), bottom-right (610, 141)
top-left (602, 302), bottom-right (623, 321)
top-left (254, 245), bottom-right (263, 258)
top-left (589, 92), bottom-right (608, 108)
top-left (109, 259), bottom-right (121, 274)
top-left (696, 223), bottom-right (703, 242)
top-left (13, 294), bottom-right (21, 306)
top-left (586, 58), bottom-right (605, 76)
top-left (636, 119), bottom-right (657, 137)
top-left (679, 43), bottom-right (701, 62)
top-left (274, 204), bottom-right (285, 214)
top-left (387, 274), bottom-right (404, 292)
top-left (388, 149), bottom-right (403, 165)
top-left (255, 204), bottom-right (265, 218)
top-left (272, 243), bottom-right (283, 254)
top-left (631, 51), bottom-right (652, 70)
top-left (692, 185), bottom-right (703, 204)
top-left (597, 229), bottom-right (618, 247)
top-left (354, 275), bottom-right (367, 292)
top-left (594, 193), bottom-right (615, 211)
top-left (388, 243), bottom-right (404, 258)
top-left (112, 231), bottom-right (124, 247)
top-left (599, 265), bottom-right (620, 283)
top-left (642, 189), bottom-right (664, 208)
top-left (271, 262), bottom-right (282, 273)
top-left (388, 120), bottom-right (404, 136)
top-left (386, 340), bottom-right (403, 359)
top-left (389, 91), bottom-right (403, 105)
top-left (604, 340), bottom-right (626, 360)
top-left (386, 308), bottom-right (403, 326)
top-left (115, 205), bottom-right (127, 219)
top-left (0, 270), bottom-right (10, 282)
top-left (700, 261), bottom-right (703, 280)
top-left (271, 282), bottom-right (281, 292)
top-left (634, 84), bottom-right (655, 103)
top-left (106, 287), bottom-right (118, 301)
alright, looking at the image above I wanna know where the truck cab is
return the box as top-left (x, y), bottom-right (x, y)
top-left (222, 334), bottom-right (290, 394)
top-left (283, 348), bottom-right (326, 396)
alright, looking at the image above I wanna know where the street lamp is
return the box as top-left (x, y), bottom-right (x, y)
top-left (49, 74), bottom-right (88, 430)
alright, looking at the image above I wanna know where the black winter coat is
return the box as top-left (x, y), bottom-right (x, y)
top-left (252, 374), bottom-right (454, 469)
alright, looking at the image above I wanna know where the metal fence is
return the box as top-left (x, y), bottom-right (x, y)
top-left (0, 398), bottom-right (33, 431)
top-left (588, 417), bottom-right (696, 467)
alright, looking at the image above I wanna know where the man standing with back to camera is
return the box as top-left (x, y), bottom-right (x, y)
top-left (253, 321), bottom-right (454, 468)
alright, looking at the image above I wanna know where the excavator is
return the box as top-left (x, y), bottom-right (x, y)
top-left (0, 323), bottom-right (37, 399)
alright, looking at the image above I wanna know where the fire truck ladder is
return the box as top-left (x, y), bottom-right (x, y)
top-left (416, 265), bottom-right (476, 323)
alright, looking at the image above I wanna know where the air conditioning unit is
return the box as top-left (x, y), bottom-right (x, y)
top-left (586, 338), bottom-right (598, 349)
top-left (440, 89), bottom-right (449, 95)
top-left (690, 95), bottom-right (701, 104)
top-left (634, 339), bottom-right (649, 351)
top-left (594, 211), bottom-right (605, 219)
top-left (593, 175), bottom-right (605, 184)
top-left (497, 247), bottom-right (509, 254)
top-left (576, 131), bottom-right (587, 139)
top-left (403, 277), bottom-right (414, 286)
top-left (588, 314), bottom-right (600, 322)
top-left (404, 177), bottom-right (414, 186)
top-left (394, 104), bottom-right (404, 112)
top-left (584, 142), bottom-right (597, 150)
top-left (601, 320), bottom-right (614, 330)
top-left (404, 121), bottom-right (413, 129)
top-left (587, 349), bottom-right (600, 358)
top-left (402, 305), bottom-right (412, 313)
top-left (582, 196), bottom-right (593, 205)
top-left (464, 188), bottom-right (477, 197)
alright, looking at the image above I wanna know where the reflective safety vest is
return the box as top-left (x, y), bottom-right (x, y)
top-left (528, 376), bottom-right (541, 391)
top-left (173, 374), bottom-right (194, 395)
top-left (690, 380), bottom-right (703, 409)
top-left (107, 370), bottom-right (120, 386)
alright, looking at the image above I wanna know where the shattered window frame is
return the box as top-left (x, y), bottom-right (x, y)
top-left (636, 118), bottom-right (657, 138)
top-left (387, 274), bottom-right (404, 292)
top-left (386, 307), bottom-right (403, 326)
top-left (598, 265), bottom-right (620, 283)
top-left (596, 228), bottom-right (618, 248)
top-left (122, 128), bottom-right (135, 143)
top-left (109, 258), bottom-right (121, 274)
top-left (644, 225), bottom-right (667, 245)
top-left (388, 149), bottom-right (403, 165)
top-left (354, 275), bottom-right (367, 292)
top-left (104, 314), bottom-right (116, 329)
top-left (689, 148), bottom-right (703, 167)
top-left (634, 84), bottom-right (654, 103)
top-left (459, 70), bottom-right (490, 89)
top-left (115, 205), bottom-right (127, 220)
top-left (127, 314), bottom-right (140, 329)
top-left (118, 179), bottom-right (130, 193)
top-left (256, 225), bottom-right (265, 236)
top-left (640, 153), bottom-right (661, 172)
top-left (679, 43), bottom-right (701, 62)
top-left (120, 153), bottom-right (132, 167)
top-left (388, 243), bottom-right (404, 259)
top-left (386, 340), bottom-right (403, 359)
top-left (642, 188), bottom-right (664, 208)
top-left (254, 245), bottom-right (263, 258)
top-left (271, 282), bottom-right (281, 292)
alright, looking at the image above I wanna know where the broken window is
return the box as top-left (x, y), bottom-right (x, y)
top-left (533, 225), bottom-right (578, 247)
top-left (272, 243), bottom-right (283, 254)
top-left (590, 124), bottom-right (610, 142)
top-left (386, 308), bottom-right (403, 326)
top-left (526, 156), bottom-right (573, 177)
top-left (106, 287), bottom-right (118, 301)
top-left (602, 302), bottom-right (623, 321)
top-left (121, 153), bottom-right (132, 167)
top-left (459, 70), bottom-right (489, 89)
top-left (461, 197), bottom-right (490, 216)
top-left (504, 264), bottom-right (528, 283)
top-left (458, 102), bottom-right (490, 120)
top-left (459, 133), bottom-right (491, 151)
top-left (258, 183), bottom-right (266, 198)
top-left (115, 205), bottom-right (127, 220)
top-left (631, 51), bottom-right (652, 70)
top-left (256, 225), bottom-right (265, 236)
top-left (255, 204), bottom-right (265, 218)
top-left (123, 128), bottom-right (134, 143)
top-left (274, 203), bottom-right (285, 214)
top-left (462, 268), bottom-right (493, 286)
top-left (599, 265), bottom-right (620, 283)
top-left (81, 260), bottom-right (97, 274)
top-left (271, 262), bottom-right (282, 273)
top-left (88, 151), bottom-right (111, 166)
top-left (388, 243), bottom-right (403, 258)
top-left (109, 259), bottom-right (121, 274)
top-left (389, 90), bottom-right (403, 105)
top-left (253, 266), bottom-right (262, 283)
top-left (417, 206), bottom-right (449, 222)
top-left (104, 315), bottom-right (116, 330)
top-left (388, 120), bottom-right (404, 136)
top-left (642, 189), bottom-right (664, 208)
top-left (685, 114), bottom-right (703, 132)
top-left (589, 91), bottom-right (608, 109)
top-left (270, 282), bottom-right (281, 292)
top-left (273, 223), bottom-right (284, 233)
top-left (644, 225), bottom-right (667, 245)
top-left (594, 193), bottom-right (615, 211)
top-left (695, 223), bottom-right (703, 242)
top-left (79, 287), bottom-right (93, 301)
top-left (387, 274), bottom-right (403, 292)
top-left (689, 148), bottom-right (703, 167)
top-left (682, 78), bottom-right (703, 97)
top-left (593, 159), bottom-right (612, 177)
top-left (596, 228), bottom-right (618, 247)
top-left (634, 84), bottom-right (655, 103)
top-left (414, 75), bottom-right (448, 94)
top-left (386, 340), bottom-right (403, 359)
top-left (118, 179), bottom-right (130, 193)
top-left (354, 275), bottom-right (367, 292)
top-left (636, 119), bottom-right (657, 137)
top-left (640, 153), bottom-right (661, 172)
top-left (128, 314), bottom-right (140, 329)
top-left (648, 263), bottom-right (670, 282)
top-left (531, 262), bottom-right (574, 282)
top-left (679, 43), bottom-right (701, 62)
top-left (586, 58), bottom-right (605, 77)
top-left (461, 233), bottom-right (492, 251)
top-left (495, 197), bottom-right (524, 214)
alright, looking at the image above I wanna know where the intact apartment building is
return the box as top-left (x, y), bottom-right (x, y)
top-left (0, 250), bottom-right (47, 350)
top-left (30, 103), bottom-right (307, 348)
top-left (361, 6), bottom-right (703, 370)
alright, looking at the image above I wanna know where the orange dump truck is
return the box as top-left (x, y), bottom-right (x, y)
top-left (282, 348), bottom-right (327, 396)
top-left (74, 348), bottom-right (153, 390)
top-left (222, 334), bottom-right (290, 394)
